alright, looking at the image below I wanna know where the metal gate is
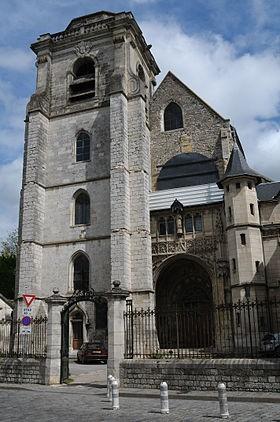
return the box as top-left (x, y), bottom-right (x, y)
top-left (60, 289), bottom-right (106, 383)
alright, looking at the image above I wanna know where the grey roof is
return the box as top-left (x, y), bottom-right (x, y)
top-left (157, 153), bottom-right (219, 190)
top-left (218, 143), bottom-right (263, 188)
top-left (257, 182), bottom-right (280, 202)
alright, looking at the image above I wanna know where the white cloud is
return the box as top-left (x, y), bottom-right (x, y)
top-left (142, 19), bottom-right (280, 180)
top-left (0, 48), bottom-right (33, 72)
top-left (0, 158), bottom-right (22, 241)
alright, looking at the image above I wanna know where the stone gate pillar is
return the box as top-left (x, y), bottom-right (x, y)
top-left (45, 289), bottom-right (66, 384)
top-left (106, 281), bottom-right (129, 380)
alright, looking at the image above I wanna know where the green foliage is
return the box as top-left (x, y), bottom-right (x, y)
top-left (0, 229), bottom-right (18, 300)
top-left (1, 229), bottom-right (18, 257)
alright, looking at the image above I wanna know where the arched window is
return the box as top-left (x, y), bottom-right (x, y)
top-left (76, 132), bottom-right (90, 162)
top-left (70, 57), bottom-right (95, 101)
top-left (74, 57), bottom-right (95, 79)
top-left (164, 102), bottom-right (183, 131)
top-left (73, 254), bottom-right (89, 291)
top-left (75, 191), bottom-right (90, 225)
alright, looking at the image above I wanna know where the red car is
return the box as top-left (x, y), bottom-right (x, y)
top-left (77, 341), bottom-right (108, 364)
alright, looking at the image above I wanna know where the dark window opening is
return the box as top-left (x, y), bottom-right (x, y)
top-left (236, 182), bottom-right (241, 189)
top-left (158, 218), bottom-right (166, 236)
top-left (255, 261), bottom-right (260, 272)
top-left (240, 233), bottom-right (246, 245)
top-left (232, 258), bottom-right (236, 273)
top-left (167, 217), bottom-right (175, 235)
top-left (73, 254), bottom-right (89, 291)
top-left (185, 214), bottom-right (193, 233)
top-left (228, 206), bottom-right (232, 222)
top-left (250, 203), bottom-right (255, 215)
top-left (248, 182), bottom-right (252, 189)
top-left (75, 192), bottom-right (90, 225)
top-left (95, 301), bottom-right (108, 330)
top-left (194, 213), bottom-right (203, 232)
top-left (70, 57), bottom-right (95, 101)
top-left (226, 185), bottom-right (230, 192)
top-left (164, 102), bottom-right (183, 131)
top-left (76, 132), bottom-right (90, 162)
top-left (138, 64), bottom-right (145, 83)
top-left (74, 58), bottom-right (95, 79)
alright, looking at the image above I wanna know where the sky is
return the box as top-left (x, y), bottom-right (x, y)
top-left (0, 0), bottom-right (280, 241)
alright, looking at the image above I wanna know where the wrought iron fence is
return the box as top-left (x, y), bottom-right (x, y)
top-left (124, 299), bottom-right (280, 359)
top-left (0, 317), bottom-right (47, 358)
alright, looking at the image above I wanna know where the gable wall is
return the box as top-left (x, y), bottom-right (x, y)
top-left (150, 74), bottom-right (232, 190)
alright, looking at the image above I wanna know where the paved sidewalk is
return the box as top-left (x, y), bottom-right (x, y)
top-left (0, 381), bottom-right (280, 422)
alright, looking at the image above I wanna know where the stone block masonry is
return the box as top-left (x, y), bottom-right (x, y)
top-left (0, 358), bottom-right (46, 384)
top-left (120, 359), bottom-right (280, 392)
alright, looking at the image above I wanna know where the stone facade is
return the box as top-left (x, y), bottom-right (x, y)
top-left (16, 10), bottom-right (280, 375)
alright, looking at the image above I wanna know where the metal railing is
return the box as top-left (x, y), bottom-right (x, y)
top-left (124, 299), bottom-right (280, 359)
top-left (0, 317), bottom-right (47, 358)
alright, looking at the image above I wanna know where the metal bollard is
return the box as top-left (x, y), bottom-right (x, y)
top-left (111, 379), bottom-right (119, 410)
top-left (217, 382), bottom-right (229, 419)
top-left (160, 381), bottom-right (169, 414)
top-left (107, 375), bottom-right (114, 400)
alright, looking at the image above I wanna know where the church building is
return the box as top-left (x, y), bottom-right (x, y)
top-left (16, 11), bottom-right (280, 355)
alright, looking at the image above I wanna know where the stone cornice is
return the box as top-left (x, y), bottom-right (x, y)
top-left (21, 235), bottom-right (110, 247)
top-left (226, 223), bottom-right (261, 231)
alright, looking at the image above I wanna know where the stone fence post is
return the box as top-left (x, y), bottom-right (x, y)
top-left (44, 289), bottom-right (66, 385)
top-left (106, 281), bottom-right (130, 380)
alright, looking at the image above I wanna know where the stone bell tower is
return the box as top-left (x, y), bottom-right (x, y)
top-left (16, 11), bottom-right (160, 312)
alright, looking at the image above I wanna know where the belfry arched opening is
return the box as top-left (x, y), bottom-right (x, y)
top-left (155, 257), bottom-right (214, 349)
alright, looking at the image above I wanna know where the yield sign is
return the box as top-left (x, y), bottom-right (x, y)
top-left (22, 294), bottom-right (36, 307)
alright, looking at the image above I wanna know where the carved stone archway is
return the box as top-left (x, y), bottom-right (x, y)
top-left (155, 255), bottom-right (214, 348)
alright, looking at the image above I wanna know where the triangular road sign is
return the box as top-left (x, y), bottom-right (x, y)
top-left (22, 294), bottom-right (36, 307)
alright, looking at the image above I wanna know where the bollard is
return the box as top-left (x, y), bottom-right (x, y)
top-left (107, 375), bottom-right (114, 400)
top-left (111, 379), bottom-right (119, 410)
top-left (217, 382), bottom-right (229, 419)
top-left (160, 381), bottom-right (169, 414)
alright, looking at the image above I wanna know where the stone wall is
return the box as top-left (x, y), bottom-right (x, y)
top-left (120, 359), bottom-right (280, 392)
top-left (150, 72), bottom-right (233, 189)
top-left (0, 358), bottom-right (46, 384)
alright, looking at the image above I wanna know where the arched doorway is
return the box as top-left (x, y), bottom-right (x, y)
top-left (60, 290), bottom-right (108, 383)
top-left (155, 256), bottom-right (214, 349)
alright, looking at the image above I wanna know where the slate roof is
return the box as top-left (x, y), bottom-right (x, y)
top-left (257, 182), bottom-right (280, 202)
top-left (157, 153), bottom-right (219, 190)
top-left (218, 143), bottom-right (263, 188)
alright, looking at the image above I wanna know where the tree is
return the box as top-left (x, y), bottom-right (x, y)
top-left (0, 229), bottom-right (18, 300)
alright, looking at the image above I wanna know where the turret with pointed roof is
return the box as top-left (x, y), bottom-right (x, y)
top-left (218, 143), bottom-right (262, 188)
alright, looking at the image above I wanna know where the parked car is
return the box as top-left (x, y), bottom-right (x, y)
top-left (260, 333), bottom-right (280, 356)
top-left (77, 341), bottom-right (108, 364)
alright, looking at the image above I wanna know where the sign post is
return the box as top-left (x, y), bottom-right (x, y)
top-left (20, 294), bottom-right (36, 335)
